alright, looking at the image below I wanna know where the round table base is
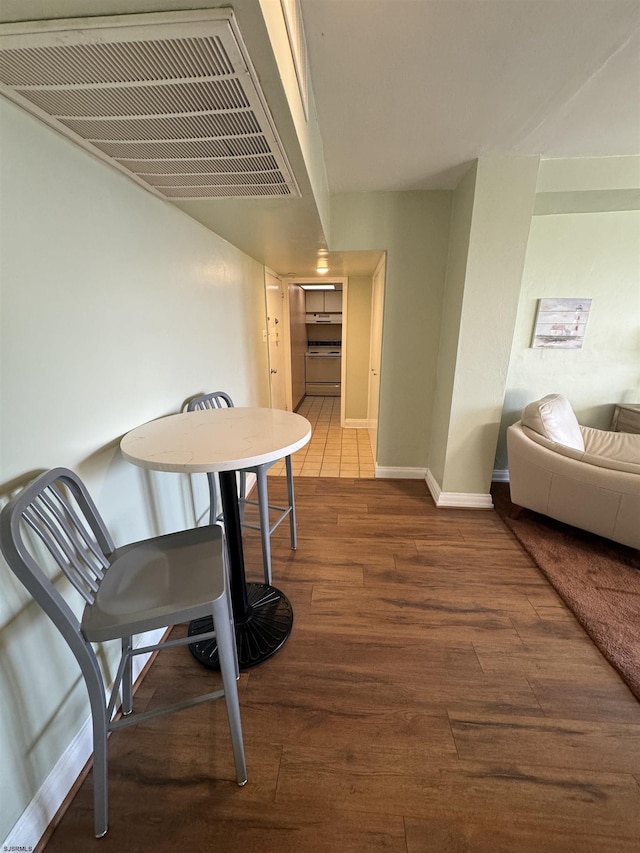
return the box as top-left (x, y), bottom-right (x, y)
top-left (188, 582), bottom-right (293, 670)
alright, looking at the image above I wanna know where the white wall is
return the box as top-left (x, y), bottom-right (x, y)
top-left (0, 97), bottom-right (269, 842)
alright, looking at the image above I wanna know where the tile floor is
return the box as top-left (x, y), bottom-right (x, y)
top-left (267, 396), bottom-right (375, 478)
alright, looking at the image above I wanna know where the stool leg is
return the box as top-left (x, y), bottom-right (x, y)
top-left (212, 596), bottom-right (247, 786)
top-left (256, 466), bottom-right (272, 585)
top-left (207, 472), bottom-right (218, 526)
top-left (85, 663), bottom-right (109, 838)
top-left (238, 472), bottom-right (247, 523)
top-left (121, 636), bottom-right (133, 715)
top-left (285, 455), bottom-right (297, 551)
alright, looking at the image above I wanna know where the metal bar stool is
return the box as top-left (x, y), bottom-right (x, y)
top-left (0, 467), bottom-right (247, 838)
top-left (186, 392), bottom-right (297, 585)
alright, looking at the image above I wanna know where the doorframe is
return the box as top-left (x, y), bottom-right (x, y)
top-left (368, 254), bottom-right (386, 463)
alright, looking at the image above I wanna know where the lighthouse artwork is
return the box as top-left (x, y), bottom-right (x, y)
top-left (532, 298), bottom-right (592, 349)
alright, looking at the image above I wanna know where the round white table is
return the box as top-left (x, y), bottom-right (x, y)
top-left (120, 407), bottom-right (312, 669)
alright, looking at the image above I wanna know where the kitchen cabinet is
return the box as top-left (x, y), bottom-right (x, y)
top-left (305, 290), bottom-right (342, 312)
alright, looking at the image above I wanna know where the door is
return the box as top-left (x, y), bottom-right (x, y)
top-left (368, 255), bottom-right (386, 460)
top-left (265, 270), bottom-right (288, 411)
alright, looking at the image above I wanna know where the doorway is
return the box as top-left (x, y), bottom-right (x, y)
top-left (269, 396), bottom-right (375, 478)
top-left (266, 261), bottom-right (384, 478)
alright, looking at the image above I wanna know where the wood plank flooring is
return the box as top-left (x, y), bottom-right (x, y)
top-left (41, 478), bottom-right (640, 852)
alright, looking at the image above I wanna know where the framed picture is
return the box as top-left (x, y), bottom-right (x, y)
top-left (531, 298), bottom-right (592, 349)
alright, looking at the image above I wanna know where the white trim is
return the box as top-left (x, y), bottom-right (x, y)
top-left (425, 469), bottom-right (494, 509)
top-left (2, 628), bottom-right (164, 851)
top-left (343, 418), bottom-right (368, 429)
top-left (340, 279), bottom-right (348, 428)
top-left (492, 468), bottom-right (510, 483)
top-left (3, 712), bottom-right (94, 851)
top-left (375, 465), bottom-right (427, 479)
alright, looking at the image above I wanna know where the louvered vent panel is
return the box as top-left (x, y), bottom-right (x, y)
top-left (63, 112), bottom-right (262, 142)
top-left (162, 185), bottom-right (292, 198)
top-left (94, 136), bottom-right (272, 161)
top-left (0, 11), bottom-right (300, 200)
top-left (21, 79), bottom-right (250, 117)
top-left (121, 155), bottom-right (281, 175)
top-left (145, 171), bottom-right (287, 188)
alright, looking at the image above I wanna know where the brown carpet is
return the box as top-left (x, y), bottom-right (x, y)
top-left (491, 482), bottom-right (640, 701)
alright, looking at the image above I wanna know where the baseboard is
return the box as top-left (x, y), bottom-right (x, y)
top-left (425, 469), bottom-right (494, 509)
top-left (2, 628), bottom-right (164, 851)
top-left (375, 465), bottom-right (428, 479)
top-left (342, 418), bottom-right (369, 429)
top-left (492, 468), bottom-right (510, 483)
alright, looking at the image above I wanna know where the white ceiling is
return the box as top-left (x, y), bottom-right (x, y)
top-left (2, 0), bottom-right (639, 278)
top-left (302, 0), bottom-right (640, 193)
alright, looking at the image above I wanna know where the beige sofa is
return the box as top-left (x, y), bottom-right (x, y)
top-left (507, 394), bottom-right (640, 550)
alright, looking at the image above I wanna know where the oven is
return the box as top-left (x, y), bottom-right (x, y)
top-left (305, 343), bottom-right (342, 396)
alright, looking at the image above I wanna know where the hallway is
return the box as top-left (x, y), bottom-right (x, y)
top-left (268, 396), bottom-right (375, 479)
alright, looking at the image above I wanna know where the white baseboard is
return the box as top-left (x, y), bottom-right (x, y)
top-left (425, 469), bottom-right (494, 509)
top-left (2, 628), bottom-right (164, 851)
top-left (375, 465), bottom-right (427, 479)
top-left (492, 468), bottom-right (510, 483)
top-left (342, 418), bottom-right (369, 429)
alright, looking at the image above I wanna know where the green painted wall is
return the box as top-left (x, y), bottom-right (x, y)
top-left (438, 157), bottom-right (539, 496)
top-left (0, 97), bottom-right (269, 841)
top-left (428, 163), bottom-right (478, 485)
top-left (331, 192), bottom-right (452, 469)
top-left (497, 208), bottom-right (640, 468)
top-left (344, 276), bottom-right (372, 421)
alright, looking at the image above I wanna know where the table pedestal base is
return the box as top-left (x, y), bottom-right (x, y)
top-left (188, 582), bottom-right (293, 670)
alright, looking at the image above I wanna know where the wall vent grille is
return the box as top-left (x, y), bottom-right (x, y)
top-left (0, 11), bottom-right (301, 200)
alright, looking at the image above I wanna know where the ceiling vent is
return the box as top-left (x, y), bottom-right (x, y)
top-left (0, 10), bottom-right (301, 200)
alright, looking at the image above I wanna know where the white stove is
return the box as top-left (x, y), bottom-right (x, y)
top-left (305, 341), bottom-right (342, 395)
top-left (306, 345), bottom-right (342, 357)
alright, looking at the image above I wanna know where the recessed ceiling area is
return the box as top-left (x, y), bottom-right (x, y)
top-left (302, 0), bottom-right (640, 193)
top-left (0, 0), bottom-right (638, 279)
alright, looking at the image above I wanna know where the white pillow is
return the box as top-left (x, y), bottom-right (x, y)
top-left (521, 394), bottom-right (584, 451)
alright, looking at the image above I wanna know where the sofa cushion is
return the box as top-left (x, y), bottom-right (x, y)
top-left (581, 425), bottom-right (640, 469)
top-left (521, 394), bottom-right (585, 451)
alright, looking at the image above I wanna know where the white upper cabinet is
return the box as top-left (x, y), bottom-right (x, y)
top-left (306, 290), bottom-right (342, 312)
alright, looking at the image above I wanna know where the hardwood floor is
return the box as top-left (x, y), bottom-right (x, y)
top-left (41, 478), bottom-right (640, 852)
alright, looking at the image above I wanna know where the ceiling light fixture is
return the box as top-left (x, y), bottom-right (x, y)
top-left (300, 284), bottom-right (336, 291)
top-left (316, 257), bottom-right (329, 274)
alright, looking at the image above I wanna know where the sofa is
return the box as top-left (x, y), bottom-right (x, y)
top-left (507, 394), bottom-right (640, 550)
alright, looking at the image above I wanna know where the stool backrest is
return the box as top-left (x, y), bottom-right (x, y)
top-left (187, 391), bottom-right (234, 411)
top-left (0, 467), bottom-right (115, 675)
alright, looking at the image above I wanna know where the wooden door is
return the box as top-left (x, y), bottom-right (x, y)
top-left (265, 270), bottom-right (288, 410)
